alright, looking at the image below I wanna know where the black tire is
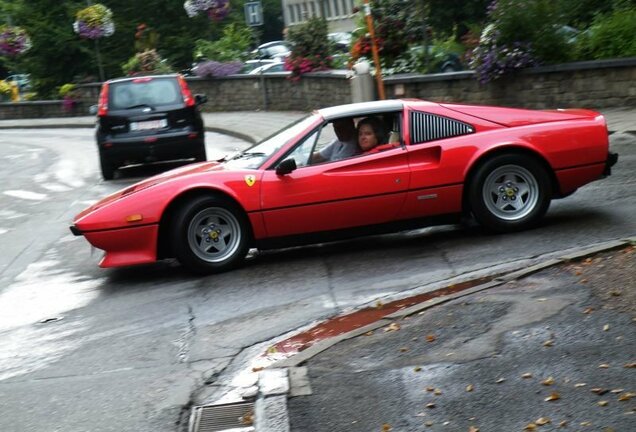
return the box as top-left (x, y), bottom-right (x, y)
top-left (195, 146), bottom-right (207, 162)
top-left (99, 152), bottom-right (115, 181)
top-left (170, 195), bottom-right (250, 274)
top-left (468, 154), bottom-right (552, 233)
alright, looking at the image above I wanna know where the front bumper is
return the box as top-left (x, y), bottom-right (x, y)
top-left (70, 223), bottom-right (159, 268)
top-left (603, 152), bottom-right (619, 177)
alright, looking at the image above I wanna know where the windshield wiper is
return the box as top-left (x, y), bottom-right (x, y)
top-left (232, 152), bottom-right (266, 160)
top-left (123, 104), bottom-right (155, 111)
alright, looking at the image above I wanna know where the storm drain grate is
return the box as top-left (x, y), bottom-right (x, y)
top-left (190, 401), bottom-right (255, 432)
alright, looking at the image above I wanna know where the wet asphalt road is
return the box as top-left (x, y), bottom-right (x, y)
top-left (0, 128), bottom-right (633, 432)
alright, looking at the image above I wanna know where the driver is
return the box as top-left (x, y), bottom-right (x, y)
top-left (311, 118), bottom-right (359, 163)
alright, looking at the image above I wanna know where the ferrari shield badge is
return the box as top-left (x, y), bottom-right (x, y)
top-left (244, 175), bottom-right (256, 187)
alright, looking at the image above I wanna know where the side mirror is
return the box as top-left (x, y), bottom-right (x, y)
top-left (276, 158), bottom-right (297, 176)
top-left (89, 105), bottom-right (98, 115)
top-left (195, 94), bottom-right (208, 105)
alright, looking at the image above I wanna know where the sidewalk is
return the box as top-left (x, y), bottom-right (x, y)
top-left (0, 111), bottom-right (306, 144)
top-left (272, 242), bottom-right (635, 432)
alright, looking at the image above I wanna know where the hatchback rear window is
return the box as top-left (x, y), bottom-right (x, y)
top-left (108, 78), bottom-right (183, 110)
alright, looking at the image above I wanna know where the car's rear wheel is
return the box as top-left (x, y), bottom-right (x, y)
top-left (195, 146), bottom-right (207, 162)
top-left (171, 195), bottom-right (250, 274)
top-left (99, 152), bottom-right (114, 180)
top-left (468, 154), bottom-right (552, 232)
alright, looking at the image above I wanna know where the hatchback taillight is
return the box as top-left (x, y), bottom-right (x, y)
top-left (97, 82), bottom-right (109, 116)
top-left (178, 75), bottom-right (195, 107)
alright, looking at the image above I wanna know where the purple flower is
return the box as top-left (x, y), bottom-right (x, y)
top-left (193, 60), bottom-right (242, 77)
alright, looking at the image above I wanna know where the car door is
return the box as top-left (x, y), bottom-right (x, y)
top-left (398, 108), bottom-right (477, 220)
top-left (259, 122), bottom-right (410, 238)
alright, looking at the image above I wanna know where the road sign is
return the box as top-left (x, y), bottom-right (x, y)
top-left (245, 1), bottom-right (263, 27)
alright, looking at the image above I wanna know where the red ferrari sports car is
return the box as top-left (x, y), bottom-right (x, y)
top-left (71, 99), bottom-right (618, 274)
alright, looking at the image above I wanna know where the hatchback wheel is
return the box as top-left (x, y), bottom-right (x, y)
top-left (468, 154), bottom-right (552, 232)
top-left (171, 195), bottom-right (250, 273)
top-left (99, 153), bottom-right (114, 180)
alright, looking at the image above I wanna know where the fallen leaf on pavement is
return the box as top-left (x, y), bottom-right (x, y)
top-left (580, 421), bottom-right (592, 426)
top-left (583, 307), bottom-right (594, 314)
top-left (610, 290), bottom-right (621, 296)
top-left (434, 389), bottom-right (442, 395)
top-left (425, 420), bottom-right (433, 426)
top-left (414, 366), bottom-right (422, 372)
top-left (618, 392), bottom-right (635, 401)
top-left (382, 423), bottom-right (392, 431)
top-left (524, 423), bottom-right (537, 430)
top-left (365, 331), bottom-right (374, 336)
top-left (545, 392), bottom-right (561, 402)
top-left (591, 388), bottom-right (609, 395)
top-left (496, 378), bottom-right (506, 383)
top-left (536, 417), bottom-right (551, 425)
top-left (266, 346), bottom-right (278, 354)
top-left (426, 334), bottom-right (436, 342)
top-left (598, 363), bottom-right (610, 369)
top-left (559, 420), bottom-right (568, 427)
top-left (399, 347), bottom-right (409, 352)
top-left (385, 323), bottom-right (401, 332)
top-left (251, 366), bottom-right (264, 372)
top-left (598, 400), bottom-right (609, 406)
top-left (468, 426), bottom-right (479, 432)
top-left (426, 403), bottom-right (436, 409)
top-left (624, 362), bottom-right (636, 368)
top-left (541, 377), bottom-right (555, 386)
top-left (376, 301), bottom-right (384, 309)
top-left (239, 411), bottom-right (254, 425)
top-left (610, 388), bottom-right (624, 393)
top-left (543, 340), bottom-right (554, 347)
top-left (603, 324), bottom-right (610, 331)
top-left (466, 384), bottom-right (474, 392)
top-left (522, 372), bottom-right (533, 379)
top-left (575, 383), bottom-right (587, 387)
top-left (426, 387), bottom-right (435, 392)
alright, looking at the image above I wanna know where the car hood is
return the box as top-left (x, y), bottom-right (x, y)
top-left (441, 103), bottom-right (600, 127)
top-left (74, 161), bottom-right (229, 220)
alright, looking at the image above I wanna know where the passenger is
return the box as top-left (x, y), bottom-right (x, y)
top-left (311, 118), bottom-right (359, 163)
top-left (358, 116), bottom-right (401, 155)
top-left (357, 117), bottom-right (387, 153)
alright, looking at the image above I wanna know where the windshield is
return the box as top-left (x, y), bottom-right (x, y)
top-left (223, 115), bottom-right (318, 169)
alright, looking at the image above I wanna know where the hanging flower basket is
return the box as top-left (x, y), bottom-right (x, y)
top-left (184, 0), bottom-right (231, 21)
top-left (73, 4), bottom-right (115, 39)
top-left (0, 25), bottom-right (31, 57)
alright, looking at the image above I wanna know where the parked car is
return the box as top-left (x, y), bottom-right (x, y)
top-left (71, 99), bottom-right (617, 274)
top-left (328, 32), bottom-right (352, 53)
top-left (252, 41), bottom-right (291, 60)
top-left (240, 59), bottom-right (280, 74)
top-left (248, 62), bottom-right (287, 75)
top-left (91, 74), bottom-right (208, 180)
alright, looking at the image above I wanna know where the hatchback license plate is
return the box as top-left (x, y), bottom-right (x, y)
top-left (130, 119), bottom-right (167, 131)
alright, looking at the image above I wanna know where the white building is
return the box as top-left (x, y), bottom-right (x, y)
top-left (282, 0), bottom-right (358, 32)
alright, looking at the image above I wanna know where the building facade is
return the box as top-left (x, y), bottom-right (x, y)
top-left (282, 0), bottom-right (357, 32)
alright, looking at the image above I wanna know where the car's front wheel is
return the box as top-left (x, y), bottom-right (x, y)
top-left (468, 154), bottom-right (552, 232)
top-left (171, 195), bottom-right (250, 274)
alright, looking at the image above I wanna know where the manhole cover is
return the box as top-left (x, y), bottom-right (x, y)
top-left (190, 401), bottom-right (255, 432)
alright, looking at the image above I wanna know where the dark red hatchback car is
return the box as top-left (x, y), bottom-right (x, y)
top-left (93, 74), bottom-right (207, 180)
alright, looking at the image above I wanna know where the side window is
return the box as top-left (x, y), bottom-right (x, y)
top-left (286, 129), bottom-right (320, 168)
top-left (410, 111), bottom-right (474, 144)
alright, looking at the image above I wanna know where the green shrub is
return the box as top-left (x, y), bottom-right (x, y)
top-left (194, 24), bottom-right (253, 62)
top-left (285, 18), bottom-right (333, 79)
top-left (575, 7), bottom-right (636, 59)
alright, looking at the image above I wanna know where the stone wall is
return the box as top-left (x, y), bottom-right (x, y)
top-left (384, 58), bottom-right (636, 109)
top-left (1, 57), bottom-right (634, 120)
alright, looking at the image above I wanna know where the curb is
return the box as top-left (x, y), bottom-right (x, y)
top-left (254, 237), bottom-right (636, 432)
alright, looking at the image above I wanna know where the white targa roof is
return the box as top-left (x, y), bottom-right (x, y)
top-left (317, 100), bottom-right (405, 120)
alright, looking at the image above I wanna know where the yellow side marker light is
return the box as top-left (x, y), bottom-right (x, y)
top-left (126, 214), bottom-right (143, 223)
